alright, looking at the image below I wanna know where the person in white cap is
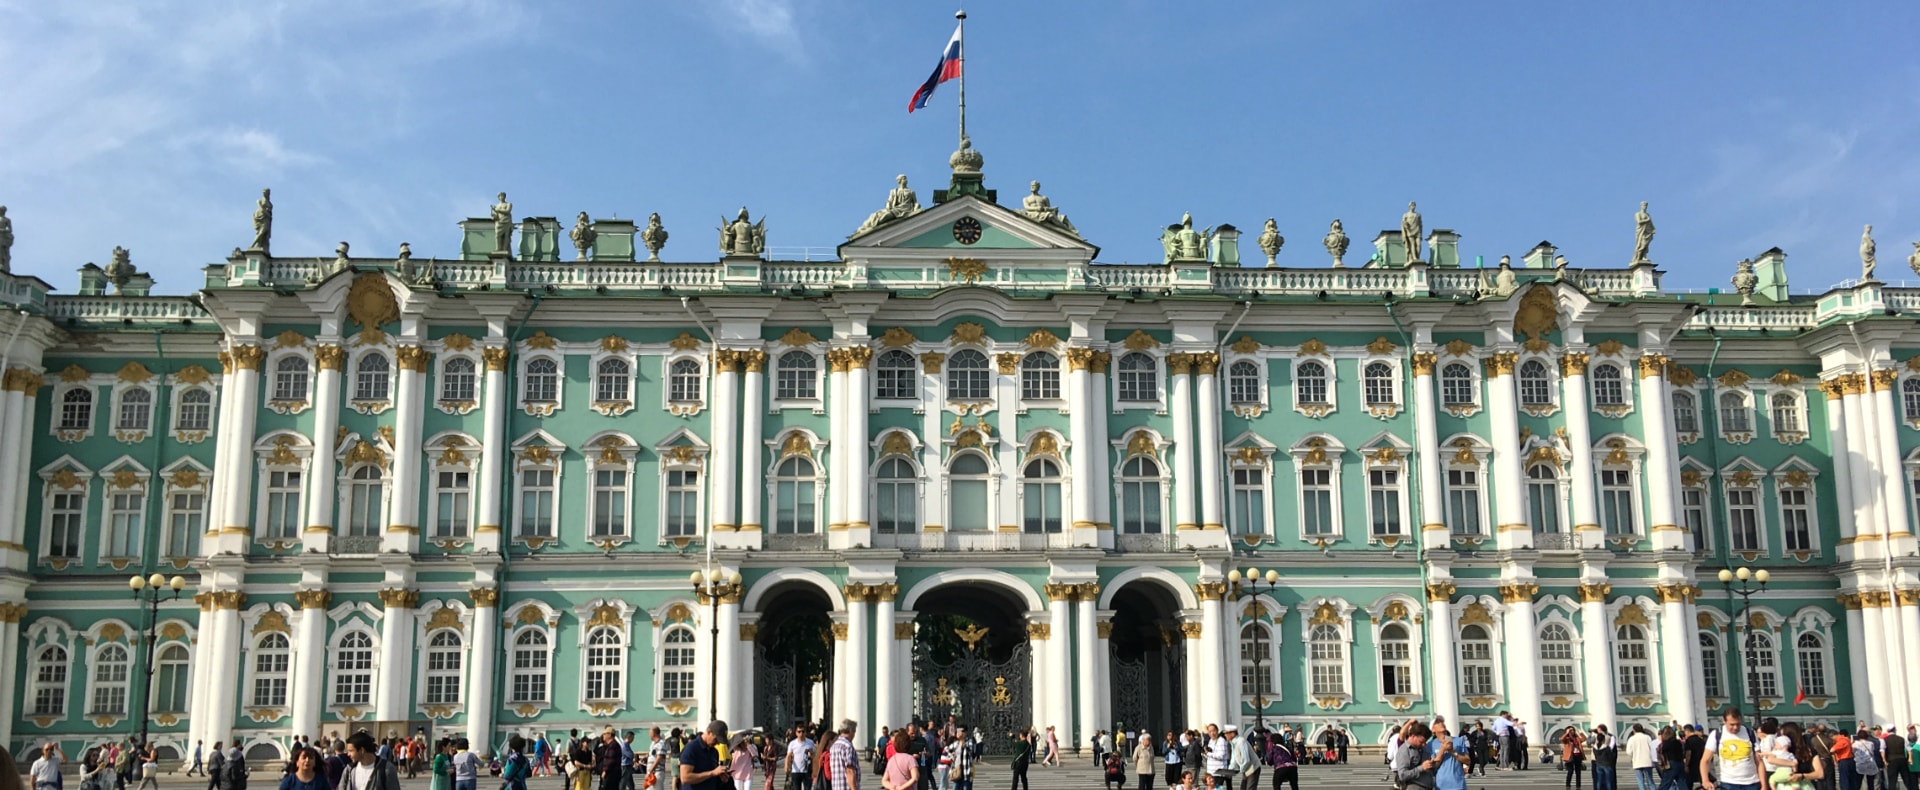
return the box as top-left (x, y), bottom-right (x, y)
top-left (1225, 726), bottom-right (1256, 790)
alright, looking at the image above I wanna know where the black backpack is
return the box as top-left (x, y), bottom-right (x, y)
top-left (225, 754), bottom-right (250, 790)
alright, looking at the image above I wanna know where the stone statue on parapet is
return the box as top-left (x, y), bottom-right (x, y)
top-left (1161, 213), bottom-right (1211, 263)
top-left (1257, 218), bottom-right (1284, 267)
top-left (1480, 255), bottom-right (1517, 296)
top-left (719, 207), bottom-right (766, 257)
top-left (570, 212), bottom-right (595, 261)
top-left (0, 206), bottom-right (12, 274)
top-left (251, 188), bottom-right (273, 254)
top-left (397, 242), bottom-right (432, 285)
top-left (1401, 201), bottom-right (1424, 263)
top-left (1861, 224), bottom-right (1877, 282)
top-left (853, 175), bottom-right (922, 237)
top-left (1731, 258), bottom-right (1758, 305)
top-left (1908, 242), bottom-right (1920, 279)
top-left (105, 246), bottom-right (136, 293)
top-left (491, 192), bottom-right (514, 255)
top-left (1322, 219), bottom-right (1349, 268)
top-left (1021, 181), bottom-right (1078, 237)
top-left (1632, 201), bottom-right (1654, 264)
top-left (642, 213), bottom-right (669, 262)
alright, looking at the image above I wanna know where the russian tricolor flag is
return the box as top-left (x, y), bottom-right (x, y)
top-left (908, 22), bottom-right (963, 113)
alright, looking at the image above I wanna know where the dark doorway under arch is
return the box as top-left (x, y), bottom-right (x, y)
top-left (754, 583), bottom-right (836, 732)
top-left (1107, 583), bottom-right (1187, 736)
top-left (911, 581), bottom-right (1032, 754)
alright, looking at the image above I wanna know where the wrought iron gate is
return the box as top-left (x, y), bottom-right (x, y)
top-left (913, 639), bottom-right (1030, 754)
top-left (754, 641), bottom-right (798, 730)
top-left (1111, 653), bottom-right (1148, 734)
top-left (1109, 633), bottom-right (1185, 734)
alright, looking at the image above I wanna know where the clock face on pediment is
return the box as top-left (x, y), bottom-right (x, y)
top-left (951, 217), bottom-right (983, 245)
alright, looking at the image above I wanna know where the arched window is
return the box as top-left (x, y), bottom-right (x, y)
top-left (772, 456), bottom-right (818, 534)
top-left (583, 627), bottom-right (623, 702)
top-left (1795, 632), bottom-right (1829, 698)
top-left (1699, 632), bottom-right (1724, 699)
top-left (1458, 624), bottom-right (1495, 697)
top-left (89, 643), bottom-right (130, 715)
top-left (660, 627), bottom-right (696, 701)
top-left (1905, 378), bottom-right (1920, 423)
top-left (1022, 458), bottom-right (1064, 534)
top-left (332, 631), bottom-right (375, 707)
top-left (1228, 361), bottom-right (1261, 405)
top-left (1307, 623), bottom-right (1346, 696)
top-left (1239, 623), bottom-right (1276, 705)
top-left (59, 388), bottom-right (93, 430)
top-left (1719, 392), bottom-right (1752, 434)
top-left (1363, 362), bottom-right (1396, 406)
top-left (1591, 364), bottom-right (1625, 407)
top-left (875, 350), bottom-right (918, 400)
top-left (1116, 352), bottom-right (1157, 402)
top-left (523, 358), bottom-right (559, 404)
top-left (1117, 456), bottom-right (1163, 534)
top-left (1614, 623), bottom-right (1652, 696)
top-left (250, 633), bottom-right (291, 707)
top-left (947, 349), bottom-right (991, 401)
top-left (1440, 363), bottom-right (1476, 408)
top-left (441, 358), bottom-right (477, 402)
top-left (1770, 392), bottom-right (1802, 434)
top-left (1016, 352), bottom-right (1058, 400)
top-left (1671, 391), bottom-right (1699, 434)
top-left (509, 629), bottom-right (551, 704)
top-left (1744, 631), bottom-right (1779, 700)
top-left (1377, 622), bottom-right (1413, 695)
top-left (30, 645), bottom-right (68, 716)
top-left (152, 643), bottom-right (190, 715)
top-left (1518, 360), bottom-right (1553, 407)
top-left (1526, 464), bottom-right (1563, 533)
top-left (1295, 361), bottom-right (1329, 406)
top-left (776, 351), bottom-right (817, 400)
top-left (875, 457), bottom-right (918, 535)
top-left (354, 354), bottom-right (390, 401)
top-left (176, 389), bottom-right (212, 432)
top-left (346, 466), bottom-right (383, 537)
top-left (594, 358), bottom-right (631, 403)
top-left (273, 356), bottom-right (310, 402)
top-left (668, 359), bottom-right (703, 403)
top-left (117, 389), bottom-right (152, 431)
top-left (1539, 623), bottom-right (1577, 696)
top-left (948, 453), bottom-right (991, 531)
top-left (424, 631), bottom-right (463, 705)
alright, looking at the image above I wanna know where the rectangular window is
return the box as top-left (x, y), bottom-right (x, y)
top-left (334, 653), bottom-right (373, 707)
top-left (663, 469), bottom-right (700, 538)
top-left (1700, 636), bottom-right (1724, 699)
top-left (1781, 487), bottom-right (1812, 551)
top-left (776, 364), bottom-right (815, 400)
top-left (1022, 363), bottom-right (1060, 401)
top-left (1541, 663), bottom-right (1576, 695)
top-left (1230, 468), bottom-right (1266, 536)
top-left (1461, 665), bottom-right (1494, 697)
top-left (165, 491), bottom-right (204, 558)
top-left (1728, 488), bottom-right (1760, 551)
top-left (47, 491), bottom-right (85, 559)
top-left (264, 470), bottom-right (302, 539)
top-left (510, 643), bottom-right (549, 703)
top-left (1368, 468), bottom-right (1401, 536)
top-left (592, 468), bottom-right (628, 537)
top-left (877, 365), bottom-right (918, 400)
top-left (1600, 469), bottom-right (1636, 536)
top-left (434, 470), bottom-right (471, 538)
top-left (519, 469), bottom-right (555, 537)
top-left (1301, 469), bottom-right (1335, 536)
top-left (105, 491), bottom-right (144, 558)
top-left (1683, 487), bottom-right (1708, 551)
top-left (1446, 468), bottom-right (1482, 535)
top-left (1527, 478), bottom-right (1562, 533)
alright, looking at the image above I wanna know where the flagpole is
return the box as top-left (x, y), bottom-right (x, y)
top-left (955, 8), bottom-right (967, 146)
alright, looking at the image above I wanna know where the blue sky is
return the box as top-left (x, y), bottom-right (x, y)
top-left (2, 1), bottom-right (1917, 295)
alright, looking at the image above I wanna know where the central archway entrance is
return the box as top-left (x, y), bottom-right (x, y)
top-left (1107, 583), bottom-right (1187, 735)
top-left (753, 584), bottom-right (836, 731)
top-left (910, 582), bottom-right (1032, 754)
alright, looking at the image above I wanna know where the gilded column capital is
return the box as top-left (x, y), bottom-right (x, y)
top-left (894, 623), bottom-right (915, 640)
top-left (1496, 582), bottom-right (1538, 604)
top-left (1872, 369), bottom-right (1899, 392)
top-left (211, 590), bottom-right (249, 610)
top-left (1192, 352), bottom-right (1219, 375)
top-left (229, 344), bottom-right (266, 371)
top-left (995, 353), bottom-right (1021, 375)
top-left (1089, 351), bottom-right (1111, 374)
top-left (194, 592), bottom-right (215, 611)
top-left (1167, 353), bottom-right (1193, 376)
top-left (1095, 621), bottom-right (1113, 639)
top-left (1636, 354), bottom-right (1669, 379)
top-left (469, 587), bottom-right (500, 608)
top-left (1840, 374), bottom-right (1868, 396)
top-left (1819, 378), bottom-right (1846, 400)
top-left (919, 351), bottom-right (945, 374)
top-left (842, 582), bottom-right (870, 603)
top-left (1836, 593), bottom-right (1862, 610)
top-left (294, 590), bottom-right (333, 610)
top-left (1026, 623), bottom-right (1051, 640)
top-left (1863, 591), bottom-right (1893, 608)
top-left (1074, 582), bottom-right (1102, 601)
top-left (377, 588), bottom-right (420, 610)
top-left (742, 349), bottom-right (768, 373)
top-left (1194, 581), bottom-right (1228, 602)
top-left (1179, 622), bottom-right (1203, 639)
top-left (870, 583), bottom-right (898, 603)
top-left (1044, 583), bottom-right (1076, 602)
top-left (481, 347), bottom-right (510, 372)
top-left (1897, 589), bottom-right (1920, 607)
top-left (395, 345), bottom-right (430, 373)
top-left (844, 347), bottom-right (872, 370)
top-left (1560, 352), bottom-right (1590, 377)
top-left (1424, 582), bottom-right (1456, 603)
top-left (0, 602), bottom-right (28, 622)
top-left (2, 368), bottom-right (44, 392)
top-left (1410, 352), bottom-right (1437, 377)
top-left (1577, 583), bottom-right (1612, 604)
top-left (830, 623), bottom-right (849, 640)
top-left (740, 623), bottom-right (759, 641)
top-left (1652, 584), bottom-right (1689, 604)
top-left (315, 345), bottom-right (347, 371)
top-left (1065, 347), bottom-right (1095, 372)
top-left (1483, 352), bottom-right (1517, 377)
top-left (712, 349), bottom-right (741, 373)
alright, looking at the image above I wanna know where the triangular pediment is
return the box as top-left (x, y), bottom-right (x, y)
top-left (839, 195), bottom-right (1098, 260)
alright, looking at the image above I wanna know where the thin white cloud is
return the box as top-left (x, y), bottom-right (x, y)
top-left (707, 0), bottom-right (804, 57)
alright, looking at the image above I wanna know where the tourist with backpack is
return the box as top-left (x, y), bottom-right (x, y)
top-left (1699, 709), bottom-right (1765, 790)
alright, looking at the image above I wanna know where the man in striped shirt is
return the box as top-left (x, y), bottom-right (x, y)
top-left (829, 720), bottom-right (860, 790)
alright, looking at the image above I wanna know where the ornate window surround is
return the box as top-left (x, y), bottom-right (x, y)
top-left (167, 365), bottom-right (218, 444)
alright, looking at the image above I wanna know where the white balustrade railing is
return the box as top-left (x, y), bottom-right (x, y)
top-left (1684, 305), bottom-right (1815, 330)
top-left (46, 296), bottom-right (208, 322)
top-left (871, 531), bottom-right (1077, 551)
top-left (1087, 265), bottom-right (1171, 290)
top-left (761, 262), bottom-right (843, 287)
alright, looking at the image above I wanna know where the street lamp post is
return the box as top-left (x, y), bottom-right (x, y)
top-left (690, 568), bottom-right (743, 722)
top-left (1716, 566), bottom-right (1769, 720)
top-left (128, 573), bottom-right (188, 748)
top-left (1228, 567), bottom-right (1281, 734)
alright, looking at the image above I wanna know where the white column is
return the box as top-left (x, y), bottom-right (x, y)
top-left (738, 612), bottom-right (760, 728)
top-left (1560, 356), bottom-right (1600, 547)
top-left (739, 351), bottom-right (767, 536)
top-left (1842, 384), bottom-right (1884, 557)
top-left (217, 346), bottom-right (264, 550)
top-left (0, 615), bottom-right (20, 747)
top-left (305, 346), bottom-right (344, 548)
top-left (1637, 355), bottom-right (1684, 550)
top-left (1425, 587), bottom-right (1459, 727)
top-left (1861, 598), bottom-right (1896, 723)
top-left (1169, 355), bottom-right (1196, 533)
top-left (716, 593), bottom-right (740, 725)
top-left (830, 612), bottom-right (849, 725)
top-left (1656, 583), bottom-right (1698, 728)
top-left (0, 381), bottom-right (29, 558)
top-left (1046, 586), bottom-right (1074, 744)
top-left (1199, 588), bottom-right (1226, 726)
top-left (1075, 591), bottom-right (1097, 742)
top-left (1091, 353), bottom-right (1113, 533)
top-left (873, 589), bottom-right (896, 730)
top-left (204, 596), bottom-right (245, 745)
top-left (1821, 381), bottom-right (1858, 552)
top-left (1411, 355), bottom-right (1446, 549)
top-left (291, 591), bottom-right (331, 745)
top-left (476, 347), bottom-right (508, 550)
top-left (920, 353), bottom-right (946, 537)
top-left (709, 352), bottom-right (740, 533)
top-left (1843, 599), bottom-right (1874, 721)
top-left (1093, 610), bottom-right (1113, 732)
top-left (1194, 354), bottom-right (1224, 532)
top-left (846, 349), bottom-right (872, 542)
top-left (386, 345), bottom-right (428, 552)
top-left (374, 589), bottom-right (417, 722)
top-left (1898, 592), bottom-right (1920, 724)
top-left (1484, 354), bottom-right (1531, 549)
top-left (467, 590), bottom-right (499, 753)
top-left (1872, 370), bottom-right (1915, 544)
top-left (1182, 620), bottom-right (1203, 728)
top-left (185, 600), bottom-right (216, 750)
top-left (995, 354), bottom-right (1020, 534)
top-left (827, 352), bottom-right (848, 536)
top-left (1578, 584), bottom-right (1616, 730)
top-left (1498, 584), bottom-right (1542, 737)
top-left (843, 585), bottom-right (868, 731)
top-left (1067, 350), bottom-right (1096, 542)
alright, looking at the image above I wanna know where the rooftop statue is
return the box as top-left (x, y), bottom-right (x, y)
top-left (1632, 201), bottom-right (1654, 263)
top-left (853, 175), bottom-right (922, 237)
top-left (1322, 219), bottom-right (1349, 268)
top-left (397, 242), bottom-right (432, 286)
top-left (1861, 224), bottom-right (1877, 282)
top-left (0, 205), bottom-right (11, 274)
top-left (250, 188), bottom-right (273, 254)
top-left (1909, 242), bottom-right (1920, 279)
top-left (491, 192), bottom-right (514, 256)
top-left (719, 207), bottom-right (766, 257)
top-left (570, 212), bottom-right (595, 261)
top-left (1482, 255), bottom-right (1517, 296)
top-left (1160, 213), bottom-right (1211, 263)
top-left (1732, 258), bottom-right (1758, 305)
top-left (1021, 181), bottom-right (1078, 237)
top-left (333, 241), bottom-right (351, 277)
top-left (105, 246), bottom-right (135, 293)
top-left (1257, 218), bottom-right (1284, 267)
top-left (641, 213), bottom-right (669, 262)
top-left (1401, 202), bottom-right (1423, 263)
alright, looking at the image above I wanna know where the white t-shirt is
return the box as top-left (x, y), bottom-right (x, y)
top-left (350, 761), bottom-right (376, 790)
top-left (1707, 727), bottom-right (1761, 786)
top-left (787, 739), bottom-right (813, 774)
top-left (30, 755), bottom-right (61, 787)
top-left (1626, 732), bottom-right (1656, 769)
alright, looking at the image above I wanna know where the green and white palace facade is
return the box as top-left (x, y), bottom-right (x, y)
top-left (2, 155), bottom-right (1918, 761)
